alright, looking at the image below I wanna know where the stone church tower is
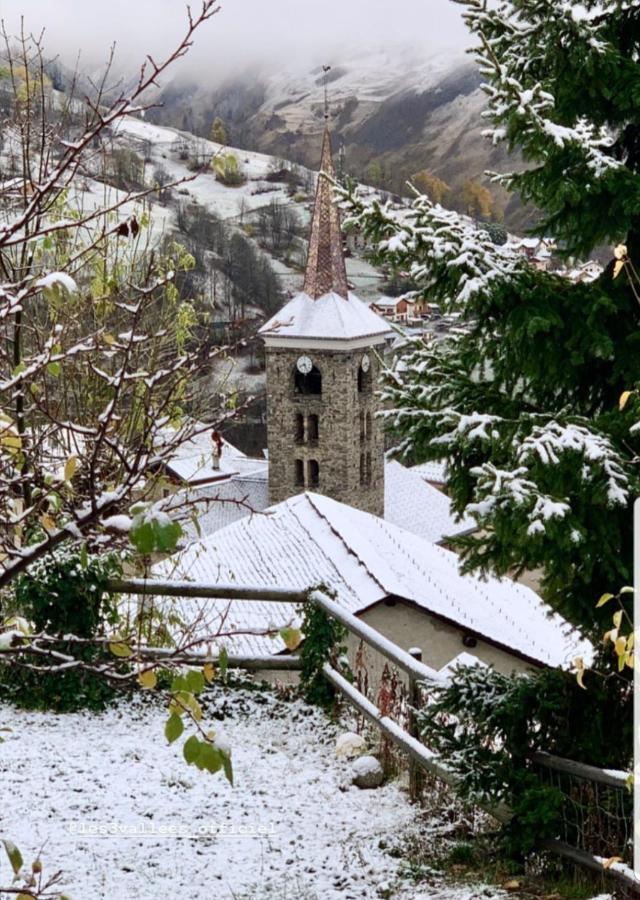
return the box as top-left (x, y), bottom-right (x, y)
top-left (259, 128), bottom-right (391, 516)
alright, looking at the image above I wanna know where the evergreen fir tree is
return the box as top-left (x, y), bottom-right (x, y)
top-left (340, 1), bottom-right (640, 638)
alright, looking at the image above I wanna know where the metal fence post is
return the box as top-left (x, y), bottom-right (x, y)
top-left (408, 647), bottom-right (424, 802)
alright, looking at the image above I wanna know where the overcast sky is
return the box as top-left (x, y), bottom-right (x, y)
top-left (0, 0), bottom-right (471, 77)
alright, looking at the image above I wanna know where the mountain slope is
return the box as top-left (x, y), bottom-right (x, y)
top-left (147, 47), bottom-right (531, 230)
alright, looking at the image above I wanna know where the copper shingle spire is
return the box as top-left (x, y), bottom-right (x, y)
top-left (302, 127), bottom-right (349, 300)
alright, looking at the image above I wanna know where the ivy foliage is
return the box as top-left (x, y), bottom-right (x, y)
top-left (298, 589), bottom-right (347, 709)
top-left (418, 663), bottom-right (633, 857)
top-left (0, 548), bottom-right (122, 711)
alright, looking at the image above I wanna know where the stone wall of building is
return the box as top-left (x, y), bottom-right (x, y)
top-left (266, 345), bottom-right (385, 516)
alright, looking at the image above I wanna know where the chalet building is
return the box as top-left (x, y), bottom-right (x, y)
top-left (370, 296), bottom-right (415, 323)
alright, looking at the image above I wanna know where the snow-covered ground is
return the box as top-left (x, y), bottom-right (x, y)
top-left (0, 687), bottom-right (511, 900)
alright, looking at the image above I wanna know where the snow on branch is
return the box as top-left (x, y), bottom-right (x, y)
top-left (457, 0), bottom-right (622, 180)
top-left (339, 185), bottom-right (524, 310)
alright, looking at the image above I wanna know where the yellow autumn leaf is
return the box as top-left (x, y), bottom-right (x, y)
top-left (0, 415), bottom-right (21, 455)
top-left (573, 656), bottom-right (587, 690)
top-left (612, 610), bottom-right (623, 629)
top-left (597, 592), bottom-right (615, 607)
top-left (40, 514), bottom-right (56, 532)
top-left (64, 455), bottom-right (78, 481)
top-left (203, 662), bottom-right (216, 683)
top-left (138, 669), bottom-right (157, 689)
top-left (280, 627), bottom-right (302, 651)
top-left (614, 635), bottom-right (627, 656)
top-left (619, 390), bottom-right (632, 410)
top-left (603, 855), bottom-right (622, 870)
top-left (626, 651), bottom-right (634, 669)
top-left (109, 641), bottom-right (133, 658)
top-left (614, 244), bottom-right (628, 260)
top-left (613, 259), bottom-right (625, 279)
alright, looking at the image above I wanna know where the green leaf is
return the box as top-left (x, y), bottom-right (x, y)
top-left (186, 669), bottom-right (205, 695)
top-left (46, 361), bottom-right (61, 377)
top-left (219, 646), bottom-right (228, 681)
top-left (165, 713), bottom-right (184, 744)
top-left (183, 735), bottom-right (201, 765)
top-left (3, 840), bottom-right (23, 875)
top-left (197, 743), bottom-right (223, 774)
top-left (221, 750), bottom-right (233, 785)
top-left (128, 520), bottom-right (155, 555)
top-left (596, 593), bottom-right (615, 608)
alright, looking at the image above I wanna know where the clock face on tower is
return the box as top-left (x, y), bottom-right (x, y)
top-left (361, 353), bottom-right (371, 373)
top-left (296, 355), bottom-right (313, 375)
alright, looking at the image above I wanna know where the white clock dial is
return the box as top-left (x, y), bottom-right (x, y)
top-left (297, 355), bottom-right (313, 375)
top-left (360, 353), bottom-right (371, 373)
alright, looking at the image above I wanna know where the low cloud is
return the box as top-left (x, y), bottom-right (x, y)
top-left (1, 0), bottom-right (472, 79)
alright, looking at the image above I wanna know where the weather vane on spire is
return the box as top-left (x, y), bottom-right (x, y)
top-left (322, 64), bottom-right (332, 121)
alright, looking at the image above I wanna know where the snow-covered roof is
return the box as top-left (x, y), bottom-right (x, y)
top-left (159, 429), bottom-right (267, 485)
top-left (384, 460), bottom-right (474, 543)
top-left (372, 296), bottom-right (412, 310)
top-left (410, 459), bottom-right (448, 485)
top-left (152, 491), bottom-right (588, 667)
top-left (165, 471), bottom-right (269, 541)
top-left (166, 459), bottom-right (469, 545)
top-left (259, 290), bottom-right (392, 348)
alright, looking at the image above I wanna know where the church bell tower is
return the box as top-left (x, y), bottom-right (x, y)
top-left (259, 127), bottom-right (391, 516)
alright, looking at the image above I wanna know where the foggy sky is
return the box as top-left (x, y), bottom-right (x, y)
top-left (0, 0), bottom-right (471, 78)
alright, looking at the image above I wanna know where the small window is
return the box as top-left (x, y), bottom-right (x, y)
top-left (295, 413), bottom-right (304, 443)
top-left (307, 414), bottom-right (319, 442)
top-left (365, 412), bottom-right (372, 440)
top-left (359, 411), bottom-right (365, 442)
top-left (309, 459), bottom-right (320, 487)
top-left (358, 365), bottom-right (372, 394)
top-left (365, 452), bottom-right (372, 486)
top-left (295, 459), bottom-right (304, 486)
top-left (294, 365), bottom-right (322, 395)
top-left (359, 453), bottom-right (365, 485)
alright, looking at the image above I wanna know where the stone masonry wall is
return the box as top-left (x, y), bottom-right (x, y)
top-left (266, 346), bottom-right (385, 516)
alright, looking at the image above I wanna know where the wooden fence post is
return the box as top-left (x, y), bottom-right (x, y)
top-left (408, 647), bottom-right (424, 802)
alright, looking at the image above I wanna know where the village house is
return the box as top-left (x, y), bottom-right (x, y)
top-left (370, 295), bottom-right (415, 323)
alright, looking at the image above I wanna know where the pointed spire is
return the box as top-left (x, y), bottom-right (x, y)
top-left (303, 127), bottom-right (349, 300)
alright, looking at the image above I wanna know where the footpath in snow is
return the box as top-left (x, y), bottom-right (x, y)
top-left (1, 687), bottom-right (515, 899)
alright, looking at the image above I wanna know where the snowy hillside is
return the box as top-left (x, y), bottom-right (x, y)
top-left (109, 113), bottom-right (387, 301)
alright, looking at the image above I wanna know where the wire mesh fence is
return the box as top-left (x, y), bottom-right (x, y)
top-left (532, 755), bottom-right (633, 866)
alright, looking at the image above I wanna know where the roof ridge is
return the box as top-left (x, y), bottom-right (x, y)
top-left (285, 495), bottom-right (367, 602)
top-left (304, 492), bottom-right (388, 595)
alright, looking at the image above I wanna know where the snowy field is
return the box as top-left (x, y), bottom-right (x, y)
top-left (0, 687), bottom-right (513, 900)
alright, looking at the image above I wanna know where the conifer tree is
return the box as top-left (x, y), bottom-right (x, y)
top-left (211, 115), bottom-right (228, 146)
top-left (340, 1), bottom-right (640, 638)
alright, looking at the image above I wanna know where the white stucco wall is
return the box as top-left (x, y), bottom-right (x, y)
top-left (348, 600), bottom-right (535, 690)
